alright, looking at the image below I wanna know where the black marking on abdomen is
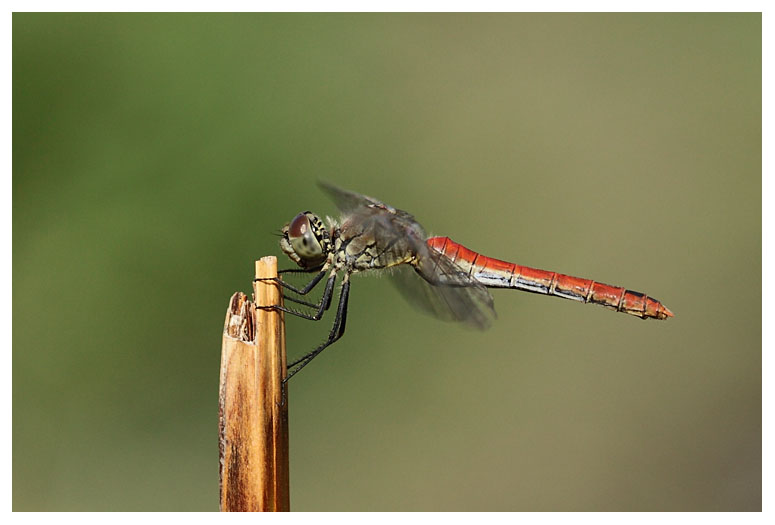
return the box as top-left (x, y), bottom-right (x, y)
top-left (514, 276), bottom-right (550, 294)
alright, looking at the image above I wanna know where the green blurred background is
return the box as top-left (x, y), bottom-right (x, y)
top-left (13, 13), bottom-right (760, 511)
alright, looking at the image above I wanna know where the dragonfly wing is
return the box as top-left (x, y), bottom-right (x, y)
top-left (318, 181), bottom-right (388, 212)
top-left (319, 181), bottom-right (495, 329)
top-left (318, 181), bottom-right (421, 223)
top-left (390, 247), bottom-right (496, 330)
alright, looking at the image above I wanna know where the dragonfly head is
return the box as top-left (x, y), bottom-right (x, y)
top-left (280, 212), bottom-right (331, 268)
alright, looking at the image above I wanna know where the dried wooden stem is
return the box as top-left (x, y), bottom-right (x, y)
top-left (219, 256), bottom-right (289, 511)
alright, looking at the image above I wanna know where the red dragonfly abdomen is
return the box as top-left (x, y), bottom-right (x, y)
top-left (427, 237), bottom-right (673, 320)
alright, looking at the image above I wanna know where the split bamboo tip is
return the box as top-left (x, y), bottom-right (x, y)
top-left (218, 256), bottom-right (289, 511)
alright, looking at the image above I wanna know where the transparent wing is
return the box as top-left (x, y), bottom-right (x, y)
top-left (319, 181), bottom-right (497, 329)
top-left (391, 242), bottom-right (497, 331)
top-left (319, 180), bottom-right (427, 238)
top-left (317, 180), bottom-right (381, 211)
top-left (318, 180), bottom-right (413, 219)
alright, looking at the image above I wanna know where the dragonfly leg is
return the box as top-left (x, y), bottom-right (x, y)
top-left (254, 267), bottom-right (328, 296)
top-left (282, 293), bottom-right (327, 310)
top-left (283, 277), bottom-right (350, 383)
top-left (278, 265), bottom-right (323, 275)
top-left (256, 272), bottom-right (337, 321)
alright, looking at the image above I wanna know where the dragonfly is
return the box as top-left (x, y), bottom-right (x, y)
top-left (260, 182), bottom-right (673, 383)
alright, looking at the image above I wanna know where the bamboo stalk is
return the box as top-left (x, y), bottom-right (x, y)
top-left (219, 256), bottom-right (289, 511)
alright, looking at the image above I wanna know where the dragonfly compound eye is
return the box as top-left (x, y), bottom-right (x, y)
top-left (288, 212), bottom-right (324, 261)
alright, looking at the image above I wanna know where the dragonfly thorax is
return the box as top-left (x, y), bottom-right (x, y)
top-left (280, 211), bottom-right (332, 269)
